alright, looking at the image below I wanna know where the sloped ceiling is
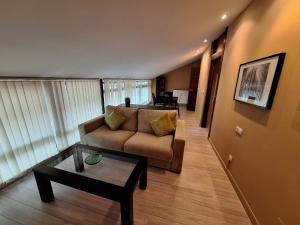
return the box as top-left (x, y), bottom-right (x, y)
top-left (0, 0), bottom-right (251, 79)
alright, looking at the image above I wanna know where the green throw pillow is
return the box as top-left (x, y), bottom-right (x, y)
top-left (105, 109), bottom-right (126, 131)
top-left (150, 113), bottom-right (175, 137)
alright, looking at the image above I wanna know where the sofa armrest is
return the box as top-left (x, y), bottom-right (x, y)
top-left (171, 119), bottom-right (185, 173)
top-left (78, 115), bottom-right (105, 138)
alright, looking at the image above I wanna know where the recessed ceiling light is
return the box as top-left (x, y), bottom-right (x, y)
top-left (203, 39), bottom-right (208, 43)
top-left (221, 14), bottom-right (227, 20)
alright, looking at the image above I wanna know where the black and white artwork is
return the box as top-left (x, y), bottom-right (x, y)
top-left (234, 53), bottom-right (285, 109)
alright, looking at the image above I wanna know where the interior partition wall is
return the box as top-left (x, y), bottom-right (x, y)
top-left (0, 79), bottom-right (102, 186)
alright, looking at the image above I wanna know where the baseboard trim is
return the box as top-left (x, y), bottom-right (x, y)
top-left (208, 138), bottom-right (260, 225)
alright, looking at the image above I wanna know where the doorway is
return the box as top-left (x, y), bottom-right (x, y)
top-left (187, 66), bottom-right (200, 111)
top-left (201, 58), bottom-right (221, 128)
top-left (200, 29), bottom-right (227, 136)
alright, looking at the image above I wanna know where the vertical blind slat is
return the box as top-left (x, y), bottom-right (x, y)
top-left (103, 79), bottom-right (151, 106)
top-left (0, 80), bottom-right (102, 185)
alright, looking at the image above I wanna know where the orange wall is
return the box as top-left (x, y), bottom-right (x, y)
top-left (160, 61), bottom-right (199, 92)
top-left (210, 0), bottom-right (300, 224)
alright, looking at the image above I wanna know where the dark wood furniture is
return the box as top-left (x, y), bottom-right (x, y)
top-left (119, 103), bottom-right (178, 111)
top-left (187, 66), bottom-right (200, 111)
top-left (155, 96), bottom-right (178, 106)
top-left (121, 89), bottom-right (180, 114)
top-left (156, 76), bottom-right (165, 96)
top-left (33, 143), bottom-right (147, 225)
top-left (154, 96), bottom-right (179, 116)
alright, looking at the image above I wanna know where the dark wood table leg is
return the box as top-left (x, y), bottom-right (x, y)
top-left (73, 148), bottom-right (84, 172)
top-left (120, 195), bottom-right (133, 225)
top-left (34, 171), bottom-right (54, 202)
top-left (139, 159), bottom-right (147, 190)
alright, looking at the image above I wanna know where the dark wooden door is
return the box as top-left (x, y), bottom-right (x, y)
top-left (200, 29), bottom-right (227, 130)
top-left (205, 58), bottom-right (221, 128)
top-left (187, 67), bottom-right (200, 111)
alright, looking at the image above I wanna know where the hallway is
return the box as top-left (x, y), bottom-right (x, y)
top-left (0, 107), bottom-right (251, 225)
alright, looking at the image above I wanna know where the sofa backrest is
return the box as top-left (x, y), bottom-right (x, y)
top-left (105, 105), bottom-right (138, 131)
top-left (138, 109), bottom-right (178, 134)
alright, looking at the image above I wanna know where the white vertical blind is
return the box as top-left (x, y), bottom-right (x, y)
top-left (49, 80), bottom-right (102, 147)
top-left (0, 80), bottom-right (102, 185)
top-left (104, 79), bottom-right (151, 106)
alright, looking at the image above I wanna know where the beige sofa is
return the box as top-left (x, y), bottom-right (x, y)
top-left (78, 105), bottom-right (185, 173)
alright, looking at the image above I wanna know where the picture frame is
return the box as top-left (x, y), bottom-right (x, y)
top-left (233, 53), bottom-right (286, 109)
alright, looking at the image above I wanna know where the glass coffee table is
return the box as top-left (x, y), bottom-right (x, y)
top-left (33, 143), bottom-right (147, 225)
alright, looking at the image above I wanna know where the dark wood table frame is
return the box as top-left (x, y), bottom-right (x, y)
top-left (33, 144), bottom-right (147, 225)
top-left (118, 103), bottom-right (180, 116)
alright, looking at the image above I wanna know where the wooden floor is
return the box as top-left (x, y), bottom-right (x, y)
top-left (0, 107), bottom-right (251, 225)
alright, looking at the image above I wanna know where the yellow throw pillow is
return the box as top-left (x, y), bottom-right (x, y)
top-left (105, 109), bottom-right (126, 131)
top-left (150, 113), bottom-right (175, 137)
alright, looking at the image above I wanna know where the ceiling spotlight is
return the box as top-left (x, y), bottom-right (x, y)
top-left (221, 14), bottom-right (227, 20)
top-left (203, 39), bottom-right (208, 43)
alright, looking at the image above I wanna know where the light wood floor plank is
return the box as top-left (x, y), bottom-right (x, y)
top-left (0, 107), bottom-right (251, 225)
top-left (0, 214), bottom-right (22, 225)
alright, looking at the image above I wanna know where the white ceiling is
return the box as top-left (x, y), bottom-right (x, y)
top-left (0, 0), bottom-right (251, 79)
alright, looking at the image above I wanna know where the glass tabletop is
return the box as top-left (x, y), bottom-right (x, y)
top-left (46, 145), bottom-right (139, 187)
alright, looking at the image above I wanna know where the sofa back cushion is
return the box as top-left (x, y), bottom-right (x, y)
top-left (105, 105), bottom-right (138, 131)
top-left (138, 109), bottom-right (178, 134)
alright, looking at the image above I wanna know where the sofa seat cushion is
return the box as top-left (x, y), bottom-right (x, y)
top-left (82, 125), bottom-right (135, 151)
top-left (124, 132), bottom-right (173, 161)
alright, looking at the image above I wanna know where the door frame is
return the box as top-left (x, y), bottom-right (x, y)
top-left (187, 66), bottom-right (200, 111)
top-left (207, 57), bottom-right (223, 138)
top-left (200, 29), bottom-right (228, 137)
top-left (200, 58), bottom-right (221, 128)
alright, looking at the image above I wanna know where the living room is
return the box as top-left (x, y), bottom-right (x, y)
top-left (0, 0), bottom-right (299, 225)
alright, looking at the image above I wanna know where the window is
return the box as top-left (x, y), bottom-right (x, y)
top-left (103, 79), bottom-right (151, 106)
top-left (136, 80), bottom-right (151, 104)
top-left (0, 80), bottom-right (102, 186)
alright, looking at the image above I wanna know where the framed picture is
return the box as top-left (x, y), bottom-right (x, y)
top-left (233, 53), bottom-right (286, 109)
